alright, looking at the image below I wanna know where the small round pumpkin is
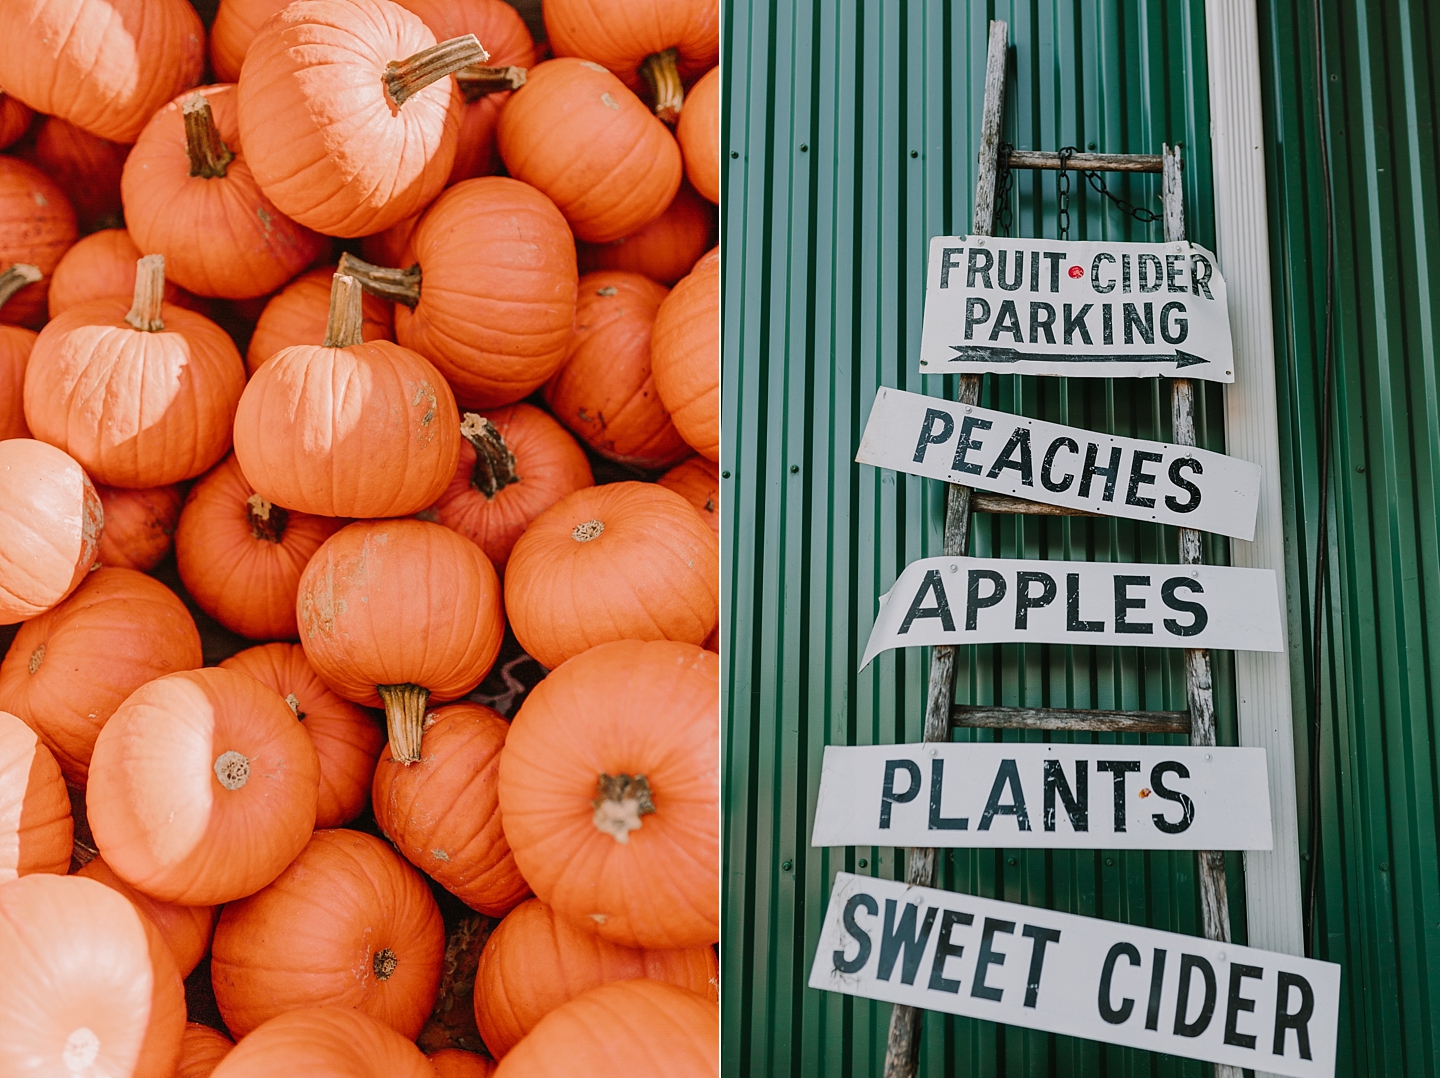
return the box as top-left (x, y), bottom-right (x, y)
top-left (247, 265), bottom-right (393, 375)
top-left (236, 0), bottom-right (483, 237)
top-left (22, 115), bottom-right (129, 231)
top-left (209, 1006), bottom-right (434, 1078)
top-left (429, 404), bottom-right (594, 571)
top-left (0, 873), bottom-right (187, 1078)
top-left (475, 897), bottom-right (718, 1058)
top-left (210, 0), bottom-right (290, 82)
top-left (651, 246), bottom-right (719, 460)
top-left (297, 518), bottom-right (504, 764)
top-left (0, 156), bottom-right (77, 327)
top-left (492, 979), bottom-right (718, 1077)
top-left (372, 702), bottom-right (528, 916)
top-left (0, 93), bottom-right (32, 150)
top-left (578, 181), bottom-right (715, 285)
top-left (0, 439), bottom-right (103, 625)
top-left (657, 457), bottom-right (719, 535)
top-left (87, 667), bottom-right (320, 905)
top-left (0, 264), bottom-right (41, 440)
top-left (219, 643), bottom-right (386, 829)
top-left (543, 271), bottom-right (690, 469)
top-left (175, 454), bottom-right (346, 641)
top-left (504, 483), bottom-right (718, 669)
top-left (497, 59), bottom-right (682, 244)
top-left (24, 254), bottom-right (247, 488)
top-left (0, 567), bottom-right (202, 784)
top-left (500, 640), bottom-right (719, 950)
top-left (233, 274), bottom-right (461, 518)
top-left (123, 84), bottom-right (325, 299)
top-left (47, 229), bottom-right (205, 319)
top-left (676, 66), bottom-right (719, 204)
top-left (95, 483), bottom-right (184, 571)
top-left (177, 1023), bottom-right (235, 1078)
top-left (77, 855), bottom-right (217, 978)
top-left (212, 828), bottom-right (445, 1039)
top-left (0, 710), bottom-right (71, 881)
top-left (430, 1048), bottom-right (497, 1077)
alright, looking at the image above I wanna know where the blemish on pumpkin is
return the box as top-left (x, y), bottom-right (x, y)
top-left (62, 1027), bottom-right (100, 1072)
top-left (704, 497), bottom-right (715, 512)
top-left (596, 285), bottom-right (618, 296)
top-left (416, 507), bottom-right (439, 522)
top-left (32, 192), bottom-right (47, 207)
top-left (410, 382), bottom-right (439, 446)
top-left (600, 92), bottom-right (620, 111)
top-left (580, 60), bottom-right (607, 74)
top-left (431, 849), bottom-right (450, 861)
top-left (589, 913), bottom-right (608, 924)
top-left (28, 644), bottom-right (44, 674)
top-left (256, 205), bottom-right (273, 230)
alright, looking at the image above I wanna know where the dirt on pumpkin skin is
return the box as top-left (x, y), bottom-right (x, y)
top-left (410, 380), bottom-right (439, 446)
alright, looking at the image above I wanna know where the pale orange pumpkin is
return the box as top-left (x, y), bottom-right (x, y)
top-left (475, 897), bottom-right (718, 1058)
top-left (47, 229), bottom-right (204, 319)
top-left (657, 457), bottom-right (719, 535)
top-left (651, 246), bottom-right (719, 461)
top-left (429, 404), bottom-right (594, 572)
top-left (430, 1048), bottom-right (497, 1077)
top-left (210, 0), bottom-right (291, 82)
top-left (0, 93), bottom-right (32, 150)
top-left (504, 483), bottom-right (719, 669)
top-left (177, 1023), bottom-right (235, 1078)
top-left (236, 0), bottom-right (484, 237)
top-left (0, 567), bottom-right (202, 784)
top-left (577, 181), bottom-right (715, 285)
top-left (247, 266), bottom-right (393, 375)
top-left (209, 1006), bottom-right (434, 1078)
top-left (0, 265), bottom-right (41, 440)
top-left (0, 439), bottom-right (103, 625)
top-left (95, 483), bottom-right (184, 571)
top-left (22, 115), bottom-right (129, 231)
top-left (232, 274), bottom-right (461, 518)
top-left (87, 668), bottom-right (320, 905)
top-left (0, 710), bottom-right (71, 881)
top-left (0, 874), bottom-right (187, 1078)
top-left (212, 828), bottom-right (445, 1039)
top-left (219, 643), bottom-right (386, 829)
top-left (0, 157), bottom-right (77, 327)
top-left (496, 59), bottom-right (682, 244)
top-left (297, 518), bottom-right (504, 764)
top-left (77, 855), bottom-right (218, 978)
top-left (175, 454), bottom-right (346, 641)
top-left (543, 271), bottom-right (690, 469)
top-left (676, 67), bottom-right (719, 204)
top-left (123, 84), bottom-right (325, 299)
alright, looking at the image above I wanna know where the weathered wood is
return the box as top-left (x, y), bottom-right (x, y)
top-left (952, 704), bottom-right (1191, 735)
top-left (1004, 149), bottom-right (1164, 174)
top-left (969, 21), bottom-right (1010, 238)
top-left (970, 491), bottom-right (1101, 518)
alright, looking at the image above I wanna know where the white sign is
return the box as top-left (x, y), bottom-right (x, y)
top-left (918, 236), bottom-right (1234, 382)
top-left (811, 744), bottom-right (1272, 850)
top-left (812, 873), bottom-right (1339, 1078)
top-left (861, 556), bottom-right (1284, 668)
top-left (857, 387), bottom-right (1262, 540)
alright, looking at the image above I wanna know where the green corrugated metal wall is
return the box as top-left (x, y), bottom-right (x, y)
top-left (722, 2), bottom-right (1244, 1075)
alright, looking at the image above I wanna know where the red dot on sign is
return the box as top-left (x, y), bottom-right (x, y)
top-left (1068, 265), bottom-right (1085, 278)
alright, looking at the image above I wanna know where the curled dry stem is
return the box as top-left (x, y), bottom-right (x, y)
top-left (337, 251), bottom-right (422, 309)
top-left (460, 413), bottom-right (520, 498)
top-left (384, 35), bottom-right (489, 108)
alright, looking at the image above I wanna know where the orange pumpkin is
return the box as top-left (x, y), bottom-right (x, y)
top-left (296, 519), bottom-right (504, 764)
top-left (475, 897), bottom-right (718, 1058)
top-left (0, 157), bottom-right (77, 327)
top-left (676, 67), bottom-right (719, 204)
top-left (496, 59), bottom-right (682, 244)
top-left (87, 668), bottom-right (319, 905)
top-left (500, 640), bottom-right (719, 949)
top-left (429, 404), bottom-right (593, 571)
top-left (95, 483), bottom-right (184, 571)
top-left (210, 0), bottom-right (291, 82)
top-left (394, 0), bottom-right (536, 183)
top-left (212, 828), bottom-right (445, 1039)
top-left (0, 264), bottom-right (41, 439)
top-left (175, 455), bottom-right (346, 641)
top-left (651, 246), bottom-right (719, 461)
top-left (0, 710), bottom-right (71, 881)
top-left (219, 643), bottom-right (386, 829)
top-left (504, 483), bottom-right (719, 669)
top-left (177, 1023), bottom-right (235, 1078)
top-left (233, 274), bottom-right (461, 518)
top-left (209, 1006), bottom-right (434, 1078)
top-left (23, 115), bottom-right (129, 231)
top-left (0, 439), bottom-right (102, 625)
top-left (577, 181), bottom-right (715, 285)
top-left (0, 567), bottom-right (202, 784)
top-left (430, 1048), bottom-right (497, 1077)
top-left (342, 176), bottom-right (577, 408)
top-left (123, 84), bottom-right (325, 299)
top-left (236, 0), bottom-right (484, 237)
top-left (247, 266), bottom-right (393, 375)
top-left (0, 874), bottom-right (187, 1078)
top-left (77, 855), bottom-right (217, 977)
top-left (0, 93), bottom-right (32, 150)
top-left (543, 271), bottom-right (690, 469)
top-left (492, 980), bottom-right (718, 1077)
top-left (47, 229), bottom-right (204, 319)
top-left (657, 457), bottom-right (719, 535)
top-left (372, 702), bottom-right (528, 916)
top-left (0, 0), bottom-right (204, 143)
top-left (24, 254), bottom-right (247, 488)
top-left (544, 0), bottom-right (718, 124)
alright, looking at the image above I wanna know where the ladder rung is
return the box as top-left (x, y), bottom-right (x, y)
top-left (951, 704), bottom-right (1191, 735)
top-left (1004, 150), bottom-right (1163, 174)
top-left (970, 491), bottom-right (1101, 518)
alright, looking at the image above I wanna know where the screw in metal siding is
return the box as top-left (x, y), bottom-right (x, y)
top-left (721, 471), bottom-right (730, 478)
top-left (858, 858), bottom-right (868, 868)
top-left (1105, 857), bottom-right (1115, 866)
top-left (910, 150), bottom-right (918, 158)
top-left (782, 860), bottom-right (793, 871)
top-left (790, 464), bottom-right (799, 473)
top-left (799, 143), bottom-right (807, 152)
top-left (1007, 857), bottom-right (1017, 866)
top-left (730, 150), bottom-right (739, 158)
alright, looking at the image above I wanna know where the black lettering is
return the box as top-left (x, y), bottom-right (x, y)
top-left (898, 569), bottom-right (956, 634)
top-left (1273, 972), bottom-right (1315, 1059)
top-left (879, 759), bottom-right (921, 828)
top-left (967, 246), bottom-right (994, 289)
top-left (1173, 954), bottom-right (1218, 1037)
top-left (1098, 942), bottom-right (1141, 1024)
top-left (998, 249), bottom-right (1024, 291)
top-left (1092, 252), bottom-right (1116, 293)
top-left (1067, 573), bottom-right (1104, 632)
top-left (927, 908), bottom-right (974, 993)
top-left (1044, 251), bottom-right (1066, 292)
top-left (1138, 253), bottom-right (1163, 293)
top-left (988, 299), bottom-right (1024, 342)
top-left (1166, 253), bottom-right (1187, 292)
top-left (928, 758), bottom-right (968, 831)
top-left (1225, 963), bottom-right (1264, 1048)
top-left (1191, 253), bottom-right (1214, 299)
top-left (951, 416), bottom-right (992, 474)
top-left (971, 918), bottom-right (1016, 1002)
top-left (1160, 301), bottom-right (1189, 344)
top-left (1103, 302), bottom-right (1114, 344)
top-left (1043, 759), bottom-right (1087, 832)
top-left (834, 893), bottom-right (877, 973)
top-left (986, 427), bottom-right (1033, 486)
top-left (1029, 249), bottom-right (1040, 293)
top-left (1125, 450), bottom-right (1162, 508)
top-left (1122, 253), bottom-right (1132, 293)
top-left (1165, 457), bottom-right (1203, 513)
top-left (1123, 302), bottom-right (1154, 345)
top-left (1162, 577), bottom-right (1209, 636)
top-left (978, 758), bottom-right (1031, 831)
top-left (965, 569), bottom-right (1006, 630)
top-left (878, 900), bottom-right (938, 985)
top-left (1114, 575), bottom-right (1153, 634)
top-left (1041, 437), bottom-right (1078, 493)
top-left (912, 407), bottom-right (955, 463)
top-left (1014, 571), bottom-right (1057, 629)
top-left (1063, 302), bottom-right (1094, 345)
top-left (1029, 301), bottom-right (1057, 344)
top-left (1079, 443), bottom-right (1123, 501)
top-left (1096, 760), bottom-right (1141, 831)
top-left (939, 247), bottom-right (964, 288)
top-left (1021, 925), bottom-right (1062, 1007)
top-left (964, 296), bottom-right (991, 340)
top-left (1145, 948), bottom-right (1168, 1030)
top-left (1150, 762), bottom-right (1195, 834)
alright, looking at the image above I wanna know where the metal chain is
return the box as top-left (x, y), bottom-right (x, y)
top-left (1003, 143), bottom-right (1164, 238)
top-left (993, 142), bottom-right (1015, 236)
top-left (1081, 165), bottom-right (1162, 224)
top-left (1056, 146), bottom-right (1074, 238)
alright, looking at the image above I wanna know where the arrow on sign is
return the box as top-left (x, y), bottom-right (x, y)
top-left (945, 345), bottom-right (1211, 369)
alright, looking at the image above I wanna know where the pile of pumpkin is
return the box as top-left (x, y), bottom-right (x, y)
top-left (0, 0), bottom-right (720, 1073)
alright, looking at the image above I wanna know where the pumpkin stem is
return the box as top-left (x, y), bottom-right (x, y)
top-left (377, 683), bottom-right (430, 765)
top-left (337, 252), bottom-right (422, 310)
top-left (246, 493), bottom-right (289, 543)
top-left (384, 34), bottom-right (489, 109)
top-left (572, 519), bottom-right (605, 542)
top-left (214, 750), bottom-right (251, 791)
top-left (638, 48), bottom-right (684, 124)
top-left (0, 263), bottom-right (41, 312)
top-left (460, 412), bottom-right (520, 498)
top-left (181, 95), bottom-right (233, 178)
top-left (27, 644), bottom-right (44, 674)
top-left (456, 63), bottom-right (527, 102)
top-left (125, 255), bottom-right (166, 332)
top-left (373, 948), bottom-right (399, 980)
top-left (285, 692), bottom-right (305, 720)
top-left (592, 773), bottom-right (656, 844)
top-left (323, 274), bottom-right (367, 347)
